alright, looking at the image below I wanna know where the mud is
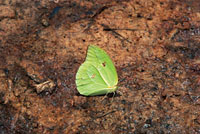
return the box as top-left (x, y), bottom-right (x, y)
top-left (0, 0), bottom-right (199, 133)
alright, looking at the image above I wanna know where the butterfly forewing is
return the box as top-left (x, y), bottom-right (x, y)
top-left (86, 46), bottom-right (118, 86)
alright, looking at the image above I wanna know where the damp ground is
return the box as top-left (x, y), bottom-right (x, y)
top-left (0, 0), bottom-right (199, 133)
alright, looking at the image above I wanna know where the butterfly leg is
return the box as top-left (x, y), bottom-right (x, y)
top-left (100, 92), bottom-right (109, 102)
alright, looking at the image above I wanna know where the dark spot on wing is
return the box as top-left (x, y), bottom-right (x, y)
top-left (102, 62), bottom-right (106, 67)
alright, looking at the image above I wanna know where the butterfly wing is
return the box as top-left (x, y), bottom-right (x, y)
top-left (76, 45), bottom-right (118, 96)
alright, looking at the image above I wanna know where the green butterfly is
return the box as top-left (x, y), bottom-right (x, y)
top-left (76, 45), bottom-right (118, 96)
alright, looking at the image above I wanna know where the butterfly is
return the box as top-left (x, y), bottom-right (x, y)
top-left (76, 45), bottom-right (118, 96)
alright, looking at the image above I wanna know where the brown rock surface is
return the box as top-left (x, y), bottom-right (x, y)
top-left (0, 0), bottom-right (199, 133)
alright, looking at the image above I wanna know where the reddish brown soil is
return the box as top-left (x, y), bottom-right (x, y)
top-left (0, 0), bottom-right (199, 133)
